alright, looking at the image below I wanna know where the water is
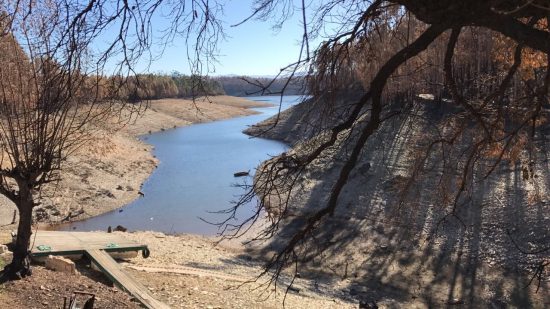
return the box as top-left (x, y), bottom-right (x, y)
top-left (60, 95), bottom-right (302, 235)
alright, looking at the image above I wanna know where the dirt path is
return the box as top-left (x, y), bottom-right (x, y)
top-left (127, 265), bottom-right (250, 283)
top-left (119, 231), bottom-right (355, 308)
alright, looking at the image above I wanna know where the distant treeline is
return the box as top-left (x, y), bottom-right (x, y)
top-left (97, 74), bottom-right (308, 102)
top-left (213, 76), bottom-right (307, 97)
top-left (118, 74), bottom-right (225, 101)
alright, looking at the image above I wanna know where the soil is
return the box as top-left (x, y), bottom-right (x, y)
top-left (0, 231), bottom-right (356, 308)
top-left (0, 265), bottom-right (141, 309)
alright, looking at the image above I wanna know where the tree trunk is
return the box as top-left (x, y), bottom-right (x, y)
top-left (4, 186), bottom-right (34, 279)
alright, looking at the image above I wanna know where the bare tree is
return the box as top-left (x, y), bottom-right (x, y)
top-left (0, 0), bottom-right (224, 279)
top-left (2, 1), bottom-right (549, 300)
top-left (213, 0), bottom-right (550, 297)
top-left (0, 3), bottom-right (128, 279)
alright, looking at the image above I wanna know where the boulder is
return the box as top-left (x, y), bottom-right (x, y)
top-left (45, 255), bottom-right (78, 274)
top-left (0, 244), bottom-right (8, 254)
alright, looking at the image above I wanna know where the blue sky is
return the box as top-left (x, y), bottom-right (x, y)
top-left (142, 1), bottom-right (307, 76)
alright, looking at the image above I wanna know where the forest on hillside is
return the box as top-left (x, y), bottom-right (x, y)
top-left (103, 74), bottom-right (307, 101)
top-left (213, 76), bottom-right (306, 96)
top-left (112, 74), bottom-right (225, 101)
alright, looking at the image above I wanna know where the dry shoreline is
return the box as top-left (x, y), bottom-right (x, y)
top-left (0, 96), bottom-right (359, 308)
top-left (0, 96), bottom-right (271, 230)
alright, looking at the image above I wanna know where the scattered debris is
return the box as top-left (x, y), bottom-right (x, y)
top-left (97, 189), bottom-right (115, 198)
top-left (61, 209), bottom-right (85, 222)
top-left (63, 291), bottom-right (96, 309)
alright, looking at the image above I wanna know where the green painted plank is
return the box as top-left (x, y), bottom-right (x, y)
top-left (85, 249), bottom-right (170, 309)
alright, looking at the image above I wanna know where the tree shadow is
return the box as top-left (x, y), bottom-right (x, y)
top-left (237, 102), bottom-right (549, 307)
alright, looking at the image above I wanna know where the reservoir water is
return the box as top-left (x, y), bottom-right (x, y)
top-left (61, 95), bottom-right (301, 235)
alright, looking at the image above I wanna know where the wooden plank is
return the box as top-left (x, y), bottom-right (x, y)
top-left (86, 249), bottom-right (170, 309)
top-left (30, 231), bottom-right (147, 257)
top-left (28, 231), bottom-right (168, 308)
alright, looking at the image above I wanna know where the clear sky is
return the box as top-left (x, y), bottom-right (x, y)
top-left (143, 0), bottom-right (307, 77)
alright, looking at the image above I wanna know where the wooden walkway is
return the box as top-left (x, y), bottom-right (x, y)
top-left (30, 231), bottom-right (170, 309)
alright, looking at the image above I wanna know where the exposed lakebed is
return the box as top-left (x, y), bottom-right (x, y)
top-left (61, 96), bottom-right (301, 235)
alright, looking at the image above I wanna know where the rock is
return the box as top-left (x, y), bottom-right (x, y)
top-left (357, 162), bottom-right (371, 175)
top-left (116, 185), bottom-right (124, 190)
top-left (447, 298), bottom-right (464, 305)
top-left (1, 251), bottom-right (13, 262)
top-left (45, 255), bottom-right (78, 274)
top-left (97, 189), bottom-right (115, 198)
top-left (0, 244), bottom-right (9, 254)
top-left (359, 300), bottom-right (378, 309)
top-left (114, 225), bottom-right (127, 232)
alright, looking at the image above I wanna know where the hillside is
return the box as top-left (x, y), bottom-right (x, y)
top-left (215, 76), bottom-right (307, 97)
top-left (244, 95), bottom-right (550, 307)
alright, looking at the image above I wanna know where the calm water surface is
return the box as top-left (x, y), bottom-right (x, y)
top-left (61, 96), bottom-right (301, 235)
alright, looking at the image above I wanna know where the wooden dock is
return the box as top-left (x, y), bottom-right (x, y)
top-left (30, 231), bottom-right (170, 309)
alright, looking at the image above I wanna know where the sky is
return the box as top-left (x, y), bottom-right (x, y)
top-left (139, 1), bottom-right (307, 77)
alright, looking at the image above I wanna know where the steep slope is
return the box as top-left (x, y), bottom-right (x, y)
top-left (244, 95), bottom-right (550, 307)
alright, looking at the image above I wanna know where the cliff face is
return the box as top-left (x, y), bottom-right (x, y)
top-left (244, 94), bottom-right (549, 306)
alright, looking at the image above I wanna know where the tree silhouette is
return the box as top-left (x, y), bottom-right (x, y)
top-left (216, 1), bottom-right (550, 297)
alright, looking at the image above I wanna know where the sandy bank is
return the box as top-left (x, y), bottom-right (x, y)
top-left (0, 230), bottom-right (355, 308)
top-left (0, 96), bottom-right (269, 229)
